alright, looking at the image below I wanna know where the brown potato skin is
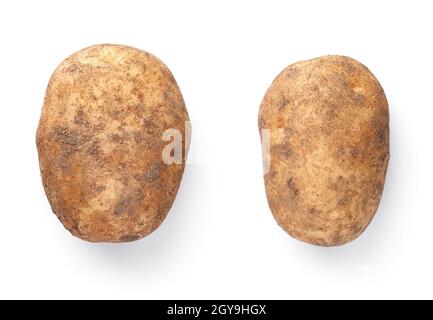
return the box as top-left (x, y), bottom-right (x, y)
top-left (37, 44), bottom-right (190, 242)
top-left (259, 55), bottom-right (389, 246)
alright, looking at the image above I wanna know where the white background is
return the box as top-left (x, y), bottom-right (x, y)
top-left (0, 0), bottom-right (432, 299)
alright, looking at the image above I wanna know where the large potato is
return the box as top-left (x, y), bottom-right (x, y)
top-left (37, 44), bottom-right (190, 242)
top-left (259, 55), bottom-right (389, 246)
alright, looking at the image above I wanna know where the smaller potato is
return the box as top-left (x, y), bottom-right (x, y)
top-left (259, 55), bottom-right (389, 246)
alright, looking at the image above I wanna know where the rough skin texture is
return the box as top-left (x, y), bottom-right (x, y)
top-left (36, 44), bottom-right (190, 242)
top-left (259, 55), bottom-right (389, 246)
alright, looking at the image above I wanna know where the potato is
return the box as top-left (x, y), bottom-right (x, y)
top-left (259, 55), bottom-right (389, 246)
top-left (36, 44), bottom-right (190, 242)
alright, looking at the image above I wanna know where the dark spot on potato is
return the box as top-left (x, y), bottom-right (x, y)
top-left (351, 222), bottom-right (363, 235)
top-left (130, 87), bottom-right (145, 101)
top-left (340, 59), bottom-right (357, 73)
top-left (133, 131), bottom-right (144, 143)
top-left (286, 66), bottom-right (299, 77)
top-left (155, 208), bottom-right (167, 223)
top-left (114, 197), bottom-right (132, 216)
top-left (96, 185), bottom-right (106, 193)
top-left (287, 177), bottom-right (299, 196)
top-left (53, 127), bottom-right (83, 146)
top-left (350, 146), bottom-right (358, 158)
top-left (379, 153), bottom-right (389, 166)
top-left (132, 103), bottom-right (145, 114)
top-left (266, 169), bottom-right (276, 179)
top-left (338, 195), bottom-right (350, 207)
top-left (142, 136), bottom-right (159, 150)
top-left (133, 189), bottom-right (144, 198)
top-left (339, 77), bottom-right (349, 88)
top-left (279, 96), bottom-right (289, 110)
top-left (311, 84), bottom-right (319, 92)
top-left (145, 166), bottom-right (159, 182)
top-left (114, 96), bottom-right (123, 103)
top-left (273, 142), bottom-right (293, 159)
top-left (63, 64), bottom-right (81, 73)
top-left (59, 147), bottom-right (77, 160)
top-left (142, 119), bottom-right (159, 133)
top-left (142, 164), bottom-right (160, 182)
top-left (121, 178), bottom-right (132, 188)
top-left (168, 187), bottom-right (176, 196)
top-left (119, 234), bottom-right (141, 242)
top-left (309, 207), bottom-right (321, 215)
top-left (86, 141), bottom-right (100, 157)
top-left (64, 219), bottom-right (80, 234)
top-left (332, 229), bottom-right (342, 244)
top-left (110, 132), bottom-right (128, 144)
top-left (376, 129), bottom-right (386, 144)
top-left (325, 105), bottom-right (338, 122)
top-left (108, 109), bottom-right (120, 120)
top-left (74, 110), bottom-right (87, 126)
top-left (131, 59), bottom-right (147, 72)
top-left (329, 175), bottom-right (351, 194)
